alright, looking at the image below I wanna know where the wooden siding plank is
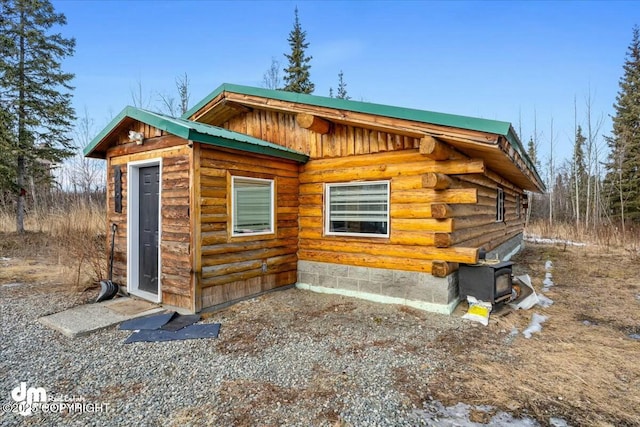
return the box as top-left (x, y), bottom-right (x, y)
top-left (298, 249), bottom-right (434, 273)
top-left (299, 159), bottom-right (485, 183)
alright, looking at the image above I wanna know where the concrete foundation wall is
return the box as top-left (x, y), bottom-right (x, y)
top-left (297, 260), bottom-right (459, 314)
top-left (296, 233), bottom-right (525, 315)
top-left (486, 232), bottom-right (524, 261)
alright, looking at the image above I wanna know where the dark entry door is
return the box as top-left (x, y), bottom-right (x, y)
top-left (139, 165), bottom-right (159, 294)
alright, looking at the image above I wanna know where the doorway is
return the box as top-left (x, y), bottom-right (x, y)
top-left (127, 159), bottom-right (162, 302)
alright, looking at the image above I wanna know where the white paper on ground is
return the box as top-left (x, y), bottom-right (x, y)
top-left (509, 275), bottom-right (539, 310)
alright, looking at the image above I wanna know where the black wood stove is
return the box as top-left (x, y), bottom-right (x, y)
top-left (458, 261), bottom-right (514, 304)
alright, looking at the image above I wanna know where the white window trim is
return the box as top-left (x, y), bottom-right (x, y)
top-left (325, 180), bottom-right (390, 238)
top-left (496, 187), bottom-right (505, 222)
top-left (231, 176), bottom-right (275, 237)
top-left (127, 158), bottom-right (162, 303)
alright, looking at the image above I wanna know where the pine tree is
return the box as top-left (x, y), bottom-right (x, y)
top-left (336, 70), bottom-right (350, 100)
top-left (282, 7), bottom-right (314, 94)
top-left (605, 25), bottom-right (640, 227)
top-left (328, 87), bottom-right (334, 98)
top-left (0, 0), bottom-right (76, 232)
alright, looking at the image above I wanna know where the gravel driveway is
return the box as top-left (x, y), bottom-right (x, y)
top-left (1, 281), bottom-right (469, 426)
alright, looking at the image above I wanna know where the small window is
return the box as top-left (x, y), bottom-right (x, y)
top-left (325, 181), bottom-right (389, 237)
top-left (516, 194), bottom-right (521, 219)
top-left (496, 188), bottom-right (505, 222)
top-left (232, 176), bottom-right (274, 236)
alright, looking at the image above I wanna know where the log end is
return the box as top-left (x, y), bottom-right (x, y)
top-left (431, 260), bottom-right (459, 277)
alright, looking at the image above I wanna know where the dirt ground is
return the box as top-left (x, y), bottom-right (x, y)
top-left (1, 232), bottom-right (639, 426)
top-left (428, 243), bottom-right (640, 426)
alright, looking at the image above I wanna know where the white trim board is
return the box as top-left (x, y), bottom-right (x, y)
top-left (126, 158), bottom-right (163, 303)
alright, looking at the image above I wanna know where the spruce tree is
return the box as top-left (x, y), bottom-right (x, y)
top-left (572, 125), bottom-right (587, 223)
top-left (282, 7), bottom-right (314, 94)
top-left (526, 136), bottom-right (538, 168)
top-left (0, 104), bottom-right (15, 192)
top-left (605, 25), bottom-right (640, 224)
top-left (0, 0), bottom-right (76, 232)
top-left (336, 70), bottom-right (350, 100)
top-left (573, 126), bottom-right (587, 187)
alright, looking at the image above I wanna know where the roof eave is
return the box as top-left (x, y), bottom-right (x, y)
top-left (83, 106), bottom-right (193, 158)
top-left (85, 105), bottom-right (308, 163)
top-left (83, 106), bottom-right (132, 158)
top-left (187, 129), bottom-right (308, 163)
top-left (504, 127), bottom-right (546, 192)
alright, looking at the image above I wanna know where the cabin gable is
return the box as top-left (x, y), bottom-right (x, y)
top-left (221, 109), bottom-right (426, 159)
top-left (186, 84), bottom-right (544, 193)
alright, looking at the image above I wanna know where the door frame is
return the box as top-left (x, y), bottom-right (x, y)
top-left (127, 158), bottom-right (162, 303)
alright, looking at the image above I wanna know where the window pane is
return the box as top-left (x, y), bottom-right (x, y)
top-left (496, 188), bottom-right (504, 222)
top-left (328, 182), bottom-right (389, 236)
top-left (234, 179), bottom-right (272, 234)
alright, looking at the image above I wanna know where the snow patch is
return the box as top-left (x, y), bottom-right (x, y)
top-left (550, 417), bottom-right (570, 427)
top-left (523, 313), bottom-right (548, 338)
top-left (525, 235), bottom-right (586, 247)
top-left (537, 294), bottom-right (554, 308)
top-left (415, 400), bottom-right (550, 426)
top-left (542, 261), bottom-right (555, 292)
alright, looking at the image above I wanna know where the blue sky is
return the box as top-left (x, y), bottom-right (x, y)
top-left (53, 0), bottom-right (638, 174)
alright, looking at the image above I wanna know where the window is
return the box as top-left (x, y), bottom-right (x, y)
top-left (232, 176), bottom-right (274, 236)
top-left (496, 188), bottom-right (505, 222)
top-left (516, 194), bottom-right (521, 219)
top-left (325, 181), bottom-right (389, 237)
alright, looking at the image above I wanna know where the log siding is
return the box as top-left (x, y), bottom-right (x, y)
top-left (224, 110), bottom-right (421, 159)
top-left (106, 135), bottom-right (192, 309)
top-left (197, 145), bottom-right (300, 308)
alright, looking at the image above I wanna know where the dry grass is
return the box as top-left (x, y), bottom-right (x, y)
top-left (427, 244), bottom-right (640, 426)
top-left (0, 202), bottom-right (104, 236)
top-left (0, 203), bottom-right (106, 292)
top-left (526, 220), bottom-right (640, 252)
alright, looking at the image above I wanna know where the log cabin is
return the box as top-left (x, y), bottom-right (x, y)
top-left (85, 83), bottom-right (544, 314)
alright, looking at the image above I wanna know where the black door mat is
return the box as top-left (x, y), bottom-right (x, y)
top-left (124, 323), bottom-right (221, 343)
top-left (119, 312), bottom-right (176, 330)
top-left (161, 314), bottom-right (201, 331)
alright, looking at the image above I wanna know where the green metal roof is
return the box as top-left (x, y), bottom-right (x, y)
top-left (184, 83), bottom-right (516, 134)
top-left (84, 106), bottom-right (309, 163)
top-left (183, 83), bottom-right (543, 190)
